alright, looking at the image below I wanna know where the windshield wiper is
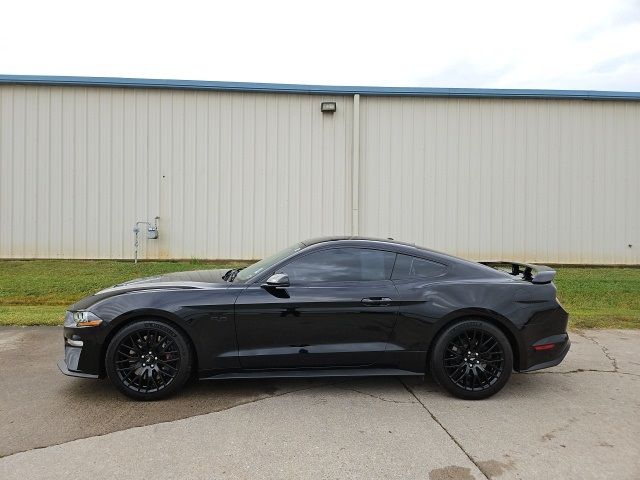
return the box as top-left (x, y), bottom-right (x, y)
top-left (222, 269), bottom-right (236, 282)
top-left (223, 268), bottom-right (242, 282)
top-left (229, 268), bottom-right (243, 282)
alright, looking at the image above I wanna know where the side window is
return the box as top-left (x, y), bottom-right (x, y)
top-left (282, 248), bottom-right (396, 283)
top-left (392, 254), bottom-right (447, 280)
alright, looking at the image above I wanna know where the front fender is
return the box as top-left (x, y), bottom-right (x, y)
top-left (89, 289), bottom-right (241, 373)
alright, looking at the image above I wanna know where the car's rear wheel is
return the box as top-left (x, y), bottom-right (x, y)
top-left (105, 319), bottom-right (191, 400)
top-left (430, 319), bottom-right (512, 400)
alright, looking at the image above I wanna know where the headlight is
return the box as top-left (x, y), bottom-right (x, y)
top-left (71, 311), bottom-right (103, 327)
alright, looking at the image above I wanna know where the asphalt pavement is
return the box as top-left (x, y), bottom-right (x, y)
top-left (0, 327), bottom-right (638, 479)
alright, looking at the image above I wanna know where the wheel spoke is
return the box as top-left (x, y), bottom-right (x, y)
top-left (479, 364), bottom-right (489, 382)
top-left (121, 367), bottom-right (137, 384)
top-left (160, 357), bottom-right (180, 364)
top-left (117, 350), bottom-right (139, 359)
top-left (454, 366), bottom-right (469, 384)
top-left (156, 368), bottom-right (173, 380)
top-left (445, 359), bottom-right (461, 366)
top-left (120, 341), bottom-right (139, 352)
top-left (115, 358), bottom-right (137, 364)
top-left (480, 335), bottom-right (495, 348)
top-left (116, 366), bottom-right (136, 378)
top-left (158, 361), bottom-right (178, 371)
top-left (151, 334), bottom-right (166, 349)
top-left (482, 359), bottom-right (503, 364)
top-left (143, 370), bottom-right (151, 391)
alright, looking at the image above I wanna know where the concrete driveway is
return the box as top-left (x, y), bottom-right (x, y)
top-left (0, 327), bottom-right (638, 479)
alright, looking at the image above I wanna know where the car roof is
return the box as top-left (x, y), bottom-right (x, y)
top-left (299, 236), bottom-right (507, 279)
top-left (301, 236), bottom-right (450, 258)
top-left (301, 236), bottom-right (415, 248)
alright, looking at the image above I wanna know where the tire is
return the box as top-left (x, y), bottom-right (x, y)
top-left (105, 319), bottom-right (192, 400)
top-left (430, 319), bottom-right (512, 400)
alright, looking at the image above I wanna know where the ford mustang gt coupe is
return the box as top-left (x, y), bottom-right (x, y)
top-left (59, 237), bottom-right (570, 400)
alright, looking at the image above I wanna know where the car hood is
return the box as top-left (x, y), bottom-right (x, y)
top-left (112, 268), bottom-right (230, 287)
top-left (68, 269), bottom-right (231, 311)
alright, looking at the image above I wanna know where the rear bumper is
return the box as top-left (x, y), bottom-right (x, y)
top-left (515, 305), bottom-right (571, 372)
top-left (519, 334), bottom-right (571, 372)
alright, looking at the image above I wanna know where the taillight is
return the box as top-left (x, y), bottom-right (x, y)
top-left (533, 343), bottom-right (555, 351)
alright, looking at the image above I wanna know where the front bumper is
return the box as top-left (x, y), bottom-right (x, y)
top-left (59, 314), bottom-right (105, 378)
top-left (57, 359), bottom-right (99, 379)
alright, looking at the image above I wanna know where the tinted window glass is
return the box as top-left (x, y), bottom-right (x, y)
top-left (392, 254), bottom-right (447, 280)
top-left (282, 248), bottom-right (396, 283)
top-left (235, 242), bottom-right (304, 282)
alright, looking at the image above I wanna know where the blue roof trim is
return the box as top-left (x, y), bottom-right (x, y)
top-left (0, 75), bottom-right (639, 101)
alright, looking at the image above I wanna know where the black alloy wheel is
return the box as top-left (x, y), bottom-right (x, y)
top-left (105, 319), bottom-right (191, 400)
top-left (443, 328), bottom-right (504, 390)
top-left (430, 319), bottom-right (512, 400)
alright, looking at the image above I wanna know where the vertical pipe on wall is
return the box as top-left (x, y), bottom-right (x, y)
top-left (352, 94), bottom-right (360, 235)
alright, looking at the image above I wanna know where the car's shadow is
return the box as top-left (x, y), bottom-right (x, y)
top-left (60, 369), bottom-right (549, 405)
top-left (60, 374), bottom-right (409, 403)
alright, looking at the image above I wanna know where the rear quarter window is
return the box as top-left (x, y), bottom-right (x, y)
top-left (392, 254), bottom-right (447, 280)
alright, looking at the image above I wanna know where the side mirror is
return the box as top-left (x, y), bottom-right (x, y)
top-left (262, 273), bottom-right (290, 288)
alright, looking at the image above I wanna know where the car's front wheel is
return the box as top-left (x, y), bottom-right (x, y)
top-left (105, 319), bottom-right (192, 400)
top-left (430, 319), bottom-right (512, 400)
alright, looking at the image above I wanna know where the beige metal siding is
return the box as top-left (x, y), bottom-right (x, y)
top-left (359, 96), bottom-right (640, 264)
top-left (1, 84), bottom-right (638, 263)
top-left (0, 86), bottom-right (352, 259)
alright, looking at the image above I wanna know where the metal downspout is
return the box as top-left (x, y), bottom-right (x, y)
top-left (352, 94), bottom-right (360, 236)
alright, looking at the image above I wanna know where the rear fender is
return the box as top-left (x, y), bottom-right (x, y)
top-left (432, 308), bottom-right (525, 371)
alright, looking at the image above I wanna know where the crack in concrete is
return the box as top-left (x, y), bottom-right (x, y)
top-left (574, 330), bottom-right (619, 372)
top-left (399, 379), bottom-right (490, 480)
top-left (527, 368), bottom-right (640, 378)
top-left (333, 385), bottom-right (417, 404)
top-left (525, 332), bottom-right (640, 378)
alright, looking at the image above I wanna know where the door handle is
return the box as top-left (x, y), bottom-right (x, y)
top-left (361, 297), bottom-right (392, 306)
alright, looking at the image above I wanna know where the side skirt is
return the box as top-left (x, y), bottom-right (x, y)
top-left (200, 368), bottom-right (423, 381)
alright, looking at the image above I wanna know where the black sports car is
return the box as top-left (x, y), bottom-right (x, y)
top-left (59, 237), bottom-right (570, 400)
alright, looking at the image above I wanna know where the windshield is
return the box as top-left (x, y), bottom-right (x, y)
top-left (234, 243), bottom-right (305, 283)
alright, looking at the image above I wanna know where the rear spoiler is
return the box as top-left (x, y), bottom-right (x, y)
top-left (481, 261), bottom-right (556, 284)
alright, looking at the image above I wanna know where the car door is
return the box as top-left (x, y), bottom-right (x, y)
top-left (385, 253), bottom-right (450, 355)
top-left (234, 247), bottom-right (399, 369)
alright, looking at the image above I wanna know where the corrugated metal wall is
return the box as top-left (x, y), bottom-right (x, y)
top-left (359, 97), bottom-right (640, 264)
top-left (1, 84), bottom-right (638, 263)
top-left (0, 86), bottom-right (352, 259)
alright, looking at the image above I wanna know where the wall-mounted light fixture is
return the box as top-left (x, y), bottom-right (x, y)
top-left (321, 102), bottom-right (337, 113)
